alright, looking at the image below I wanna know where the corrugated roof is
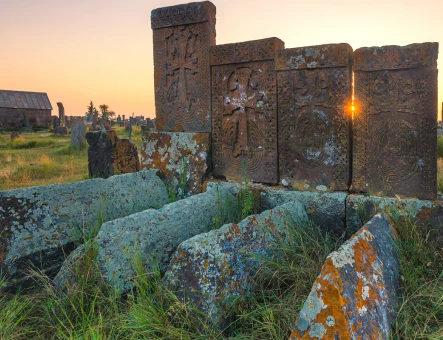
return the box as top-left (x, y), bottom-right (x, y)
top-left (0, 90), bottom-right (53, 110)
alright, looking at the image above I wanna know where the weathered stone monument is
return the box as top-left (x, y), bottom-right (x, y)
top-left (277, 44), bottom-right (353, 191)
top-left (71, 119), bottom-right (87, 147)
top-left (86, 130), bottom-right (140, 178)
top-left (151, 1), bottom-right (216, 132)
top-left (57, 102), bottom-right (65, 127)
top-left (22, 113), bottom-right (33, 132)
top-left (353, 43), bottom-right (438, 199)
top-left (93, 111), bottom-right (98, 130)
top-left (211, 38), bottom-right (284, 184)
top-left (54, 126), bottom-right (68, 135)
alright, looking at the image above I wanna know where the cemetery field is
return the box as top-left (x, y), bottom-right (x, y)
top-left (0, 127), bottom-right (143, 191)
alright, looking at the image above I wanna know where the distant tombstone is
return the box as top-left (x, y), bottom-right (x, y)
top-left (53, 116), bottom-right (60, 129)
top-left (10, 132), bottom-right (20, 140)
top-left (54, 126), bottom-right (68, 135)
top-left (117, 115), bottom-right (122, 124)
top-left (146, 118), bottom-right (155, 130)
top-left (57, 102), bottom-right (65, 127)
top-left (211, 37), bottom-right (284, 184)
top-left (276, 44), bottom-right (353, 191)
top-left (353, 43), bottom-right (438, 199)
top-left (71, 119), bottom-right (87, 147)
top-left (151, 1), bottom-right (216, 132)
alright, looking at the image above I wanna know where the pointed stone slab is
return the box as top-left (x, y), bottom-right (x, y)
top-left (353, 42), bottom-right (438, 199)
top-left (152, 1), bottom-right (216, 132)
top-left (276, 44), bottom-right (353, 191)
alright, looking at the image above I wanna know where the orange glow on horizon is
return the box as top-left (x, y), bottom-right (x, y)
top-left (0, 0), bottom-right (442, 119)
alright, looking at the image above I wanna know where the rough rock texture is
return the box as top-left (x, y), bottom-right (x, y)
top-left (163, 201), bottom-right (308, 328)
top-left (152, 1), bottom-right (216, 132)
top-left (55, 184), bottom-right (238, 293)
top-left (260, 189), bottom-right (347, 240)
top-left (70, 119), bottom-right (87, 147)
top-left (86, 131), bottom-right (140, 178)
top-left (346, 194), bottom-right (443, 244)
top-left (353, 43), bottom-right (438, 200)
top-left (113, 139), bottom-right (140, 174)
top-left (211, 38), bottom-right (284, 184)
top-left (0, 170), bottom-right (168, 290)
top-left (276, 44), bottom-right (352, 191)
top-left (54, 126), bottom-right (68, 135)
top-left (86, 130), bottom-right (117, 178)
top-left (140, 131), bottom-right (210, 196)
top-left (290, 213), bottom-right (400, 339)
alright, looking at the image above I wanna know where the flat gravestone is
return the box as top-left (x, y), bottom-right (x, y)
top-left (353, 43), bottom-right (438, 199)
top-left (277, 44), bottom-right (353, 191)
top-left (151, 1), bottom-right (216, 132)
top-left (211, 38), bottom-right (284, 184)
top-left (71, 119), bottom-right (87, 147)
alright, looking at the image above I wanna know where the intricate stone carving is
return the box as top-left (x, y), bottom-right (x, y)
top-left (152, 1), bottom-right (215, 132)
top-left (212, 38), bottom-right (283, 184)
top-left (277, 44), bottom-right (353, 191)
top-left (353, 43), bottom-right (438, 199)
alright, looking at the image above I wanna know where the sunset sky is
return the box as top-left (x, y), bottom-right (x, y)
top-left (1, 0), bottom-right (442, 119)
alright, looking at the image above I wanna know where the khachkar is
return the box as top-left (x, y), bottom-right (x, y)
top-left (277, 44), bottom-right (353, 191)
top-left (151, 1), bottom-right (216, 132)
top-left (353, 43), bottom-right (438, 199)
top-left (211, 38), bottom-right (284, 184)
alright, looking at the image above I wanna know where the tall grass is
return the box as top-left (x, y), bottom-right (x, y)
top-left (390, 214), bottom-right (443, 339)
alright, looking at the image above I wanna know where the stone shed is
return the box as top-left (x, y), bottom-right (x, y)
top-left (0, 90), bottom-right (53, 128)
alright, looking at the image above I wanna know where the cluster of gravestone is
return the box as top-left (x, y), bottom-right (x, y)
top-left (0, 2), bottom-right (441, 338)
top-left (142, 1), bottom-right (439, 203)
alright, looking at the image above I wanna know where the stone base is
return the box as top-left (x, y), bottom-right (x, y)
top-left (141, 132), bottom-right (211, 196)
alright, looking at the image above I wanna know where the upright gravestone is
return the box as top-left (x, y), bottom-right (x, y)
top-left (151, 1), bottom-right (216, 132)
top-left (211, 37), bottom-right (284, 184)
top-left (57, 102), bottom-right (65, 127)
top-left (22, 113), bottom-right (33, 132)
top-left (71, 119), bottom-right (87, 147)
top-left (277, 44), bottom-right (353, 191)
top-left (353, 43), bottom-right (438, 200)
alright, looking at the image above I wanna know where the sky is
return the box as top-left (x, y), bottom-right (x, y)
top-left (1, 0), bottom-right (442, 119)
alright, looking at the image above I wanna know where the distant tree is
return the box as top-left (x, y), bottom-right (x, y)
top-left (108, 110), bottom-right (116, 120)
top-left (99, 104), bottom-right (110, 121)
top-left (86, 101), bottom-right (96, 117)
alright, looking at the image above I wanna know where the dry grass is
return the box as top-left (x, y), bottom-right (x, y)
top-left (0, 126), bottom-right (144, 191)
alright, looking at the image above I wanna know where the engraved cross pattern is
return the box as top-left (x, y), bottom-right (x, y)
top-left (166, 27), bottom-right (198, 108)
top-left (223, 67), bottom-right (262, 157)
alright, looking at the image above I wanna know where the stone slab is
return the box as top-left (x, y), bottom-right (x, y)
top-left (0, 170), bottom-right (168, 290)
top-left (346, 194), bottom-right (443, 244)
top-left (163, 201), bottom-right (308, 328)
top-left (260, 189), bottom-right (347, 240)
top-left (277, 44), bottom-right (352, 191)
top-left (152, 1), bottom-right (215, 132)
top-left (211, 38), bottom-right (284, 184)
top-left (54, 184), bottom-right (238, 293)
top-left (113, 139), bottom-right (140, 174)
top-left (140, 131), bottom-right (210, 196)
top-left (290, 213), bottom-right (400, 339)
top-left (353, 42), bottom-right (438, 199)
top-left (70, 119), bottom-right (87, 147)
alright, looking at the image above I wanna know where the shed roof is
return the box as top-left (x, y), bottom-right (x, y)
top-left (0, 90), bottom-right (53, 110)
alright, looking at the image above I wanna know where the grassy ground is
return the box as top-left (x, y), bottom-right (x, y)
top-left (0, 126), bottom-right (144, 190)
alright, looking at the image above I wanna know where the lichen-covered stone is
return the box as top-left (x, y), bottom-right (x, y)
top-left (346, 194), bottom-right (443, 244)
top-left (113, 139), bottom-right (140, 174)
top-left (290, 213), bottom-right (400, 339)
top-left (54, 126), bottom-right (68, 135)
top-left (140, 131), bottom-right (210, 196)
top-left (86, 130), bottom-right (140, 178)
top-left (163, 201), bottom-right (308, 328)
top-left (260, 189), bottom-right (347, 240)
top-left (0, 170), bottom-right (168, 290)
top-left (55, 184), bottom-right (238, 293)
